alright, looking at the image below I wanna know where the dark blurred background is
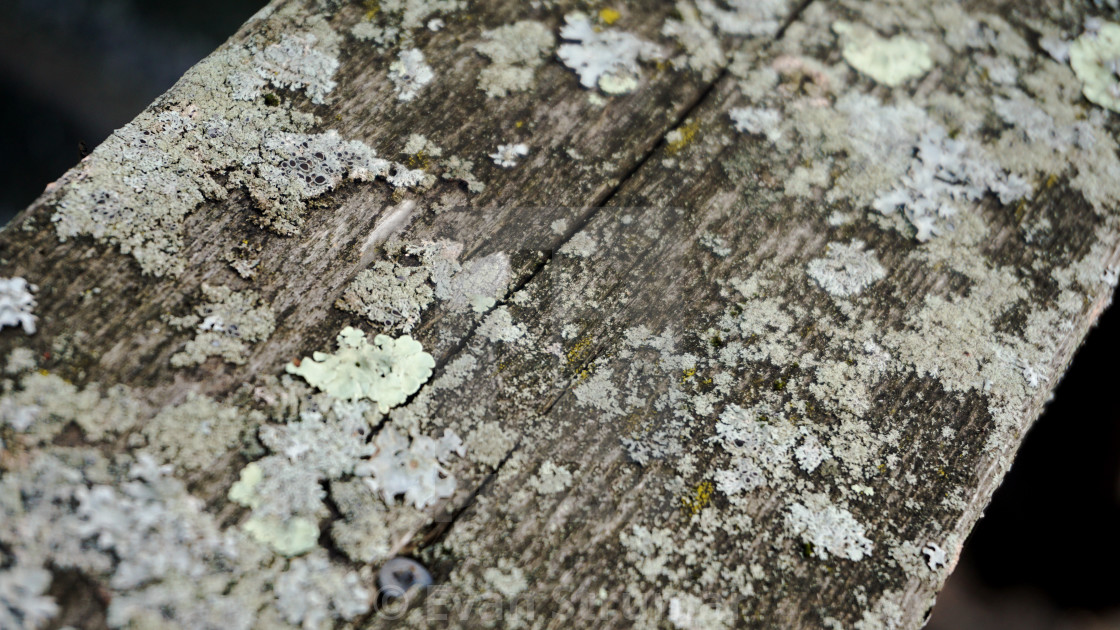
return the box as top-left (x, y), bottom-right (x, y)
top-left (2, 2), bottom-right (1119, 627)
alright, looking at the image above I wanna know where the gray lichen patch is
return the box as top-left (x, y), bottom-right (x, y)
top-left (440, 156), bottom-right (486, 193)
top-left (785, 492), bottom-right (873, 561)
top-left (473, 21), bottom-right (556, 98)
top-left (435, 251), bottom-right (511, 312)
top-left (0, 448), bottom-right (270, 630)
top-left (389, 48), bottom-right (435, 101)
top-left (693, 0), bottom-right (793, 37)
top-left (661, 2), bottom-right (725, 81)
top-left (336, 260), bottom-right (435, 333)
top-left (350, 0), bottom-right (464, 51)
top-left (1, 370), bottom-right (142, 444)
top-left (142, 393), bottom-right (261, 473)
top-left (47, 8), bottom-right (428, 275)
top-left (806, 239), bottom-right (886, 298)
top-left (168, 283), bottom-right (275, 368)
top-left (238, 20), bottom-right (341, 105)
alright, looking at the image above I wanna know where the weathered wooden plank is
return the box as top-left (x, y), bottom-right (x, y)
top-left (351, 1), bottom-right (1120, 628)
top-left (0, 0), bottom-right (805, 627)
top-left (2, 0), bottom-right (1120, 628)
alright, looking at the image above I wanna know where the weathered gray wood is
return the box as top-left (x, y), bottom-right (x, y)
top-left (1, 0), bottom-right (1119, 628)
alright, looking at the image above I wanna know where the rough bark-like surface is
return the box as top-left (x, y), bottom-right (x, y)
top-left (1, 0), bottom-right (1119, 629)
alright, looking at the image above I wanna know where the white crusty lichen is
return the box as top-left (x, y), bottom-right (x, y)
top-left (865, 113), bottom-right (1029, 241)
top-left (557, 12), bottom-right (665, 94)
top-left (358, 426), bottom-right (464, 509)
top-left (248, 31), bottom-right (340, 104)
top-left (0, 450), bottom-right (261, 629)
top-left (785, 493), bottom-right (874, 561)
top-left (435, 250), bottom-right (511, 312)
top-left (350, 0), bottom-right (463, 50)
top-left (490, 143), bottom-right (529, 168)
top-left (528, 460), bottom-right (573, 494)
top-left (923, 542), bottom-right (948, 570)
top-left (274, 551), bottom-right (372, 627)
top-left (667, 593), bottom-right (733, 630)
top-left (710, 403), bottom-right (798, 495)
top-left (1069, 20), bottom-right (1120, 112)
top-left (286, 326), bottom-right (435, 412)
top-left (0, 277), bottom-right (37, 335)
top-left (833, 21), bottom-right (933, 86)
top-left (806, 239), bottom-right (887, 297)
top-left (389, 48), bottom-right (435, 102)
top-left (694, 0), bottom-right (790, 37)
top-left (168, 284), bottom-right (275, 367)
top-left (440, 156), bottom-right (486, 193)
top-left (728, 107), bottom-right (783, 143)
top-left (474, 21), bottom-right (556, 97)
top-left (0, 557), bottom-right (57, 630)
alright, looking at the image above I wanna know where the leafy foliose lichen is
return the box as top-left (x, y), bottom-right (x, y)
top-left (833, 21), bottom-right (933, 87)
top-left (389, 48), bottom-right (434, 101)
top-left (490, 143), bottom-right (529, 168)
top-left (356, 426), bottom-right (463, 508)
top-left (557, 12), bottom-right (665, 94)
top-left (286, 326), bottom-right (435, 412)
top-left (1069, 20), bottom-right (1120, 112)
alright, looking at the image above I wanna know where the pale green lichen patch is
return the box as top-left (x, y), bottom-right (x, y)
top-left (243, 514), bottom-right (320, 557)
top-left (1069, 20), bottom-right (1120, 112)
top-left (833, 21), bottom-right (932, 86)
top-left (286, 326), bottom-right (434, 411)
top-left (474, 21), bottom-right (556, 98)
top-left (168, 283), bottom-right (275, 367)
